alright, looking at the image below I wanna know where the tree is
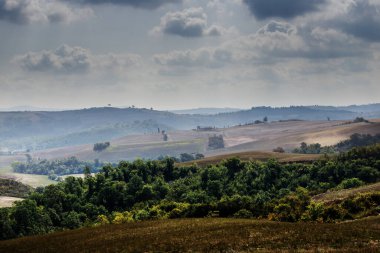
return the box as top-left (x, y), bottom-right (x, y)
top-left (12, 199), bottom-right (52, 236)
top-left (0, 208), bottom-right (15, 240)
top-left (273, 147), bottom-right (285, 153)
top-left (62, 211), bottom-right (82, 229)
top-left (93, 142), bottom-right (110, 152)
top-left (195, 153), bottom-right (205, 160)
top-left (208, 135), bottom-right (224, 149)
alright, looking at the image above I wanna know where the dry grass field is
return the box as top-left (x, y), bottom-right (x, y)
top-left (1, 217), bottom-right (379, 253)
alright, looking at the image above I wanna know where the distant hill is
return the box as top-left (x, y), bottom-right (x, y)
top-left (170, 107), bottom-right (243, 115)
top-left (0, 105), bottom-right (379, 151)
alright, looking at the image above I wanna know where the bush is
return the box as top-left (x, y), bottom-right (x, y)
top-left (208, 135), bottom-right (224, 149)
top-left (301, 202), bottom-right (325, 222)
top-left (233, 209), bottom-right (253, 219)
top-left (337, 178), bottom-right (364, 190)
top-left (62, 211), bottom-right (82, 229)
top-left (273, 147), bottom-right (285, 153)
top-left (93, 142), bottom-right (110, 152)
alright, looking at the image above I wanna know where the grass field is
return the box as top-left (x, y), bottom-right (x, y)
top-left (0, 166), bottom-right (55, 188)
top-left (0, 196), bottom-right (23, 208)
top-left (1, 217), bottom-right (379, 252)
top-left (313, 182), bottom-right (380, 204)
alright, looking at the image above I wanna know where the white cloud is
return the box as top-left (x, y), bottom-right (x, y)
top-left (14, 45), bottom-right (141, 74)
top-left (151, 7), bottom-right (229, 37)
top-left (0, 0), bottom-right (93, 24)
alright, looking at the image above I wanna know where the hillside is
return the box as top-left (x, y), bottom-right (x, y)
top-left (1, 105), bottom-right (380, 151)
top-left (313, 182), bottom-right (380, 204)
top-left (1, 217), bottom-right (379, 253)
top-left (30, 119), bottom-right (380, 163)
top-left (0, 178), bottom-right (32, 198)
top-left (179, 151), bottom-right (321, 167)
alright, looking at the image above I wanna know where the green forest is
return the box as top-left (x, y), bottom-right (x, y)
top-left (1, 144), bottom-right (380, 240)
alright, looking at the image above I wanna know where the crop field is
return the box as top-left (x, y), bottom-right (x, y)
top-left (1, 217), bottom-right (379, 252)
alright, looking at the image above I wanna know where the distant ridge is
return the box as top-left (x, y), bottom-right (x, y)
top-left (170, 108), bottom-right (243, 115)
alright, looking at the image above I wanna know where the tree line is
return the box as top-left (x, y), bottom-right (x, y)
top-left (12, 157), bottom-right (105, 180)
top-left (292, 133), bottom-right (380, 154)
top-left (1, 144), bottom-right (380, 240)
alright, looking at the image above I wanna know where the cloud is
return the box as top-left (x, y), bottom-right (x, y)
top-left (154, 47), bottom-right (233, 68)
top-left (151, 7), bottom-right (227, 37)
top-left (243, 0), bottom-right (326, 20)
top-left (0, 0), bottom-right (92, 24)
top-left (63, 0), bottom-right (182, 9)
top-left (14, 45), bottom-right (141, 74)
top-left (334, 0), bottom-right (380, 42)
top-left (153, 20), bottom-right (369, 70)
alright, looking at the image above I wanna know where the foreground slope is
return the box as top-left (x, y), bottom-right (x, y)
top-left (1, 217), bottom-right (379, 253)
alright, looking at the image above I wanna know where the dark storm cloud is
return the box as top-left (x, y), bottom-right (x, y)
top-left (336, 0), bottom-right (380, 42)
top-left (63, 0), bottom-right (182, 9)
top-left (243, 0), bottom-right (326, 20)
top-left (0, 0), bottom-right (28, 24)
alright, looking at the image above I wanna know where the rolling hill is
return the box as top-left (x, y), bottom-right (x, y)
top-left (28, 119), bottom-right (380, 163)
top-left (1, 104), bottom-right (380, 151)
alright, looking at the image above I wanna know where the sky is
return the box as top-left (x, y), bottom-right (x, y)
top-left (0, 0), bottom-right (379, 110)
